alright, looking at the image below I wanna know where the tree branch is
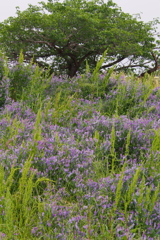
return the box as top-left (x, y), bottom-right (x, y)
top-left (139, 51), bottom-right (160, 77)
top-left (79, 51), bottom-right (94, 65)
top-left (100, 56), bottom-right (126, 69)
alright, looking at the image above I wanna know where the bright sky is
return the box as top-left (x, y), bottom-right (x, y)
top-left (114, 0), bottom-right (160, 34)
top-left (114, 0), bottom-right (160, 23)
top-left (0, 0), bottom-right (159, 32)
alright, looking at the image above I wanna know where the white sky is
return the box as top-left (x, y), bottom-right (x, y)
top-left (114, 0), bottom-right (160, 23)
top-left (0, 0), bottom-right (159, 32)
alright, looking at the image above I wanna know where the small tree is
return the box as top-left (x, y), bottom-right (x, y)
top-left (0, 0), bottom-right (159, 77)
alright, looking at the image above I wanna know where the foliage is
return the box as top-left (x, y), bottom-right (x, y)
top-left (0, 0), bottom-right (159, 77)
top-left (0, 53), bottom-right (52, 110)
top-left (0, 156), bottom-right (53, 239)
top-left (0, 53), bottom-right (9, 108)
top-left (8, 54), bottom-right (36, 101)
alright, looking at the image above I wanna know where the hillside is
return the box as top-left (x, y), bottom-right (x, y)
top-left (0, 57), bottom-right (160, 239)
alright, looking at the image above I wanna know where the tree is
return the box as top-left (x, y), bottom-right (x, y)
top-left (0, 0), bottom-right (159, 77)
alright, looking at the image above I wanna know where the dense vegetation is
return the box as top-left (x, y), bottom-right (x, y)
top-left (0, 0), bottom-right (159, 77)
top-left (0, 51), bottom-right (160, 239)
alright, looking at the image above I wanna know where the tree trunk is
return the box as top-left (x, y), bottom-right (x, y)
top-left (67, 61), bottom-right (80, 78)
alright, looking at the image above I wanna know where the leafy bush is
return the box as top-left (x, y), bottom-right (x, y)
top-left (8, 63), bottom-right (35, 101)
top-left (0, 57), bottom-right (7, 108)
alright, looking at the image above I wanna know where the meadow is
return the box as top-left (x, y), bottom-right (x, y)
top-left (0, 53), bottom-right (160, 239)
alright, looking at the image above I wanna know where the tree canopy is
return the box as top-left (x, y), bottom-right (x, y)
top-left (0, 0), bottom-right (159, 77)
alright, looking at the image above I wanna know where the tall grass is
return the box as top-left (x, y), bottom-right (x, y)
top-left (0, 154), bottom-right (53, 239)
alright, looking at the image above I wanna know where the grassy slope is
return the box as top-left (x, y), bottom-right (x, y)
top-left (0, 59), bottom-right (160, 239)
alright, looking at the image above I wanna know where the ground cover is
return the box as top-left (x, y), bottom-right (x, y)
top-left (0, 55), bottom-right (160, 239)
